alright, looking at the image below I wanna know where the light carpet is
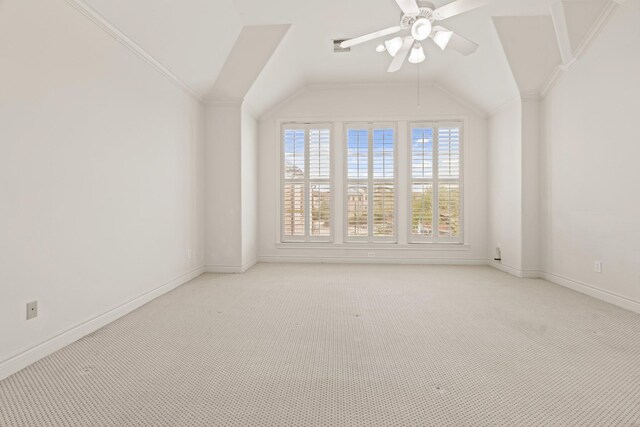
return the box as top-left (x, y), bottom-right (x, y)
top-left (1, 264), bottom-right (640, 426)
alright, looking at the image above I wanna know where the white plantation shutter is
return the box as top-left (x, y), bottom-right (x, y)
top-left (437, 126), bottom-right (461, 239)
top-left (410, 122), bottom-right (462, 242)
top-left (372, 129), bottom-right (394, 237)
top-left (346, 124), bottom-right (396, 241)
top-left (282, 124), bottom-right (332, 242)
top-left (309, 129), bottom-right (330, 179)
top-left (346, 183), bottom-right (368, 237)
top-left (411, 127), bottom-right (434, 238)
top-left (283, 182), bottom-right (304, 236)
top-left (438, 127), bottom-right (460, 180)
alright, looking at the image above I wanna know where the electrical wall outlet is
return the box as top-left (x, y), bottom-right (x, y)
top-left (187, 249), bottom-right (192, 260)
top-left (26, 301), bottom-right (38, 320)
top-left (594, 261), bottom-right (602, 273)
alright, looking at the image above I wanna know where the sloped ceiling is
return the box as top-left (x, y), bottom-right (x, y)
top-left (84, 0), bottom-right (243, 96)
top-left (563, 0), bottom-right (610, 52)
top-left (83, 0), bottom-right (615, 116)
top-left (494, 15), bottom-right (562, 96)
top-left (207, 25), bottom-right (290, 102)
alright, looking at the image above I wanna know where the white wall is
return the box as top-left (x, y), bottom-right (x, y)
top-left (241, 105), bottom-right (259, 266)
top-left (541, 0), bottom-right (640, 307)
top-left (258, 84), bottom-right (489, 263)
top-left (0, 0), bottom-right (205, 376)
top-left (521, 99), bottom-right (541, 272)
top-left (204, 104), bottom-right (242, 269)
top-left (204, 103), bottom-right (258, 272)
top-left (488, 99), bottom-right (523, 272)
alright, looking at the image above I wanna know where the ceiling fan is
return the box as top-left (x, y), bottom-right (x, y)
top-left (340, 0), bottom-right (490, 72)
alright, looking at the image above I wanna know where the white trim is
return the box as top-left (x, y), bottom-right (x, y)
top-left (242, 101), bottom-right (259, 121)
top-left (488, 95), bottom-right (520, 118)
top-left (259, 256), bottom-right (487, 265)
top-left (407, 121), bottom-right (464, 244)
top-left (275, 115), bottom-right (468, 248)
top-left (0, 266), bottom-right (205, 381)
top-left (540, 66), bottom-right (563, 98)
top-left (541, 271), bottom-right (640, 315)
top-left (205, 259), bottom-right (257, 274)
top-left (275, 243), bottom-right (470, 251)
top-left (550, 1), bottom-right (575, 67)
top-left (203, 99), bottom-right (259, 120)
top-left (279, 123), bottom-right (334, 243)
top-left (261, 83), bottom-right (488, 121)
top-left (571, 0), bottom-right (623, 61)
top-left (63, 0), bottom-right (202, 101)
top-left (309, 82), bottom-right (488, 118)
top-left (520, 92), bottom-right (542, 102)
top-left (486, 262), bottom-right (640, 314)
top-left (205, 98), bottom-right (244, 106)
top-left (540, 0), bottom-right (624, 97)
top-left (343, 122), bottom-right (398, 243)
top-left (487, 260), bottom-right (539, 279)
top-left (260, 86), bottom-right (310, 121)
top-left (431, 83), bottom-right (488, 119)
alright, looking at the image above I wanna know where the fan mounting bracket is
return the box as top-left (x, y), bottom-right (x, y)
top-left (399, 3), bottom-right (436, 28)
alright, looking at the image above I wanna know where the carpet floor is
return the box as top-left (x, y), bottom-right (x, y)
top-left (1, 264), bottom-right (640, 426)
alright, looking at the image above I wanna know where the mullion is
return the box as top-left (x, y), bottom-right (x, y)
top-left (368, 126), bottom-right (374, 240)
top-left (433, 125), bottom-right (440, 240)
top-left (303, 128), bottom-right (310, 240)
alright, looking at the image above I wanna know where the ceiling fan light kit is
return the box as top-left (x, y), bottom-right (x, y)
top-left (408, 43), bottom-right (426, 64)
top-left (340, 0), bottom-right (489, 72)
top-left (384, 37), bottom-right (404, 56)
top-left (432, 29), bottom-right (454, 50)
top-left (411, 17), bottom-right (432, 41)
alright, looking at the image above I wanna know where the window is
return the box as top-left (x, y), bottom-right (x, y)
top-left (345, 124), bottom-right (396, 242)
top-left (279, 119), bottom-right (463, 246)
top-left (282, 124), bottom-right (332, 242)
top-left (410, 122), bottom-right (462, 242)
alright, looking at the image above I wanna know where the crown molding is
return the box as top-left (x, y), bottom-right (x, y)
top-left (431, 82), bottom-right (488, 119)
top-left (571, 0), bottom-right (622, 63)
top-left (540, 0), bottom-right (623, 98)
top-left (260, 81), bottom-right (488, 121)
top-left (540, 65), bottom-right (562, 98)
top-left (487, 95), bottom-right (520, 117)
top-left (203, 98), bottom-right (260, 120)
top-left (520, 92), bottom-right (542, 102)
top-left (258, 85), bottom-right (310, 121)
top-left (63, 0), bottom-right (203, 102)
top-left (204, 97), bottom-right (244, 106)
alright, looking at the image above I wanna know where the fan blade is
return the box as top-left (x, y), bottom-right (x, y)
top-left (387, 37), bottom-right (414, 72)
top-left (433, 26), bottom-right (478, 55)
top-left (394, 0), bottom-right (420, 15)
top-left (432, 0), bottom-right (491, 20)
top-left (340, 26), bottom-right (402, 48)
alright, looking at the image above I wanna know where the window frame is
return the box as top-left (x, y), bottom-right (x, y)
top-left (408, 121), bottom-right (464, 244)
top-left (280, 122), bottom-right (334, 243)
top-left (343, 122), bottom-right (398, 243)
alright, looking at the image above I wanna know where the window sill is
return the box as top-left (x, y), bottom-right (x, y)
top-left (275, 242), bottom-right (470, 251)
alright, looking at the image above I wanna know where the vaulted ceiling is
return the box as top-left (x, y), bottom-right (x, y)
top-left (83, 0), bottom-right (616, 116)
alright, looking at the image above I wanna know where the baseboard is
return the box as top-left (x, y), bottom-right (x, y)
top-left (540, 271), bottom-right (640, 315)
top-left (205, 259), bottom-right (257, 273)
top-left (487, 260), bottom-right (540, 278)
top-left (486, 261), bottom-right (640, 315)
top-left (258, 256), bottom-right (487, 265)
top-left (0, 266), bottom-right (205, 381)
